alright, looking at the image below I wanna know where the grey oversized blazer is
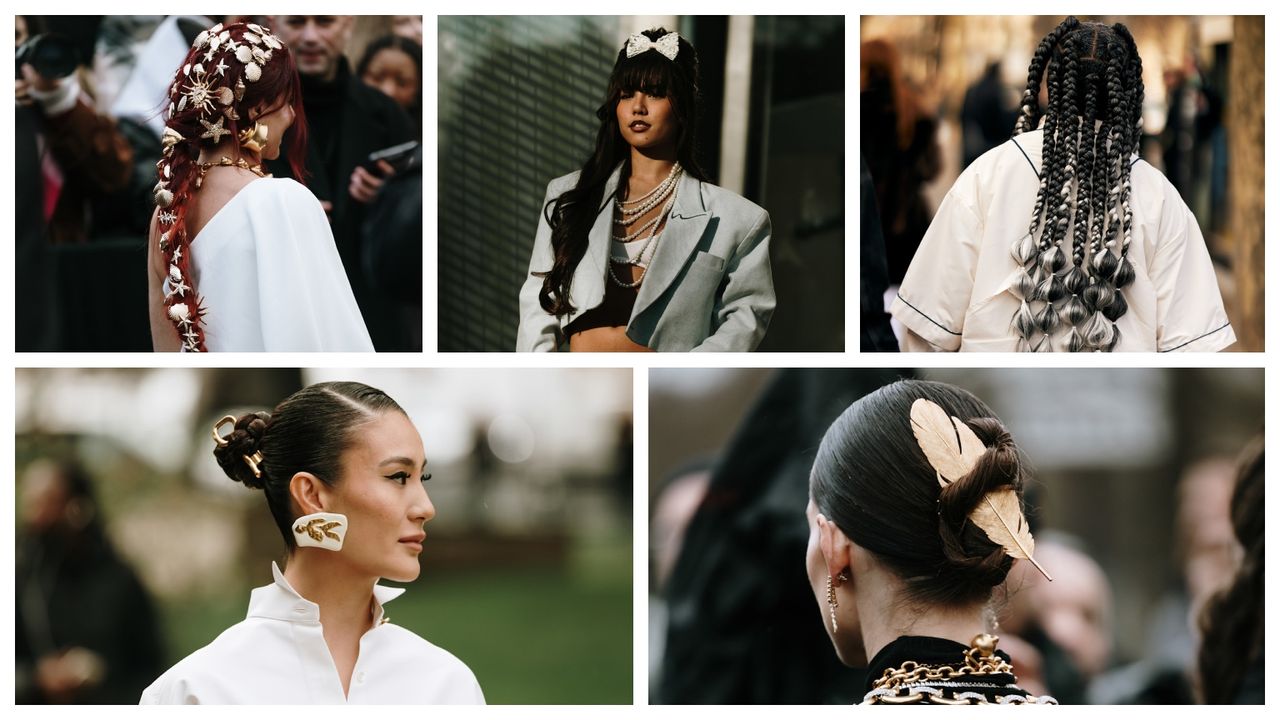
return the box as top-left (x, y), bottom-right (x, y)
top-left (517, 167), bottom-right (775, 351)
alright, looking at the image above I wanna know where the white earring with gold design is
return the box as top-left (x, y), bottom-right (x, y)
top-left (293, 512), bottom-right (348, 551)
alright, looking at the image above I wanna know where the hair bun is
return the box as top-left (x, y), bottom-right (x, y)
top-left (213, 411), bottom-right (271, 489)
top-left (934, 416), bottom-right (1023, 591)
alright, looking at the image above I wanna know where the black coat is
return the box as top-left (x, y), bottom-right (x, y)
top-left (15, 529), bottom-right (165, 704)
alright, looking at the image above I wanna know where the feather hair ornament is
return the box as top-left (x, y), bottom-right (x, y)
top-left (909, 398), bottom-right (1053, 581)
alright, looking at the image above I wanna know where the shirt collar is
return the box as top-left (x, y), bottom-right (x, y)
top-left (247, 561), bottom-right (406, 625)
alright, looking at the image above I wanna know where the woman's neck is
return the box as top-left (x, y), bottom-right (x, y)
top-left (855, 567), bottom-right (990, 662)
top-left (629, 146), bottom-right (677, 183)
top-left (283, 550), bottom-right (379, 636)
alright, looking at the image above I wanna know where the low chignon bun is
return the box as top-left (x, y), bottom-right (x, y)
top-left (934, 416), bottom-right (1023, 592)
top-left (213, 411), bottom-right (271, 489)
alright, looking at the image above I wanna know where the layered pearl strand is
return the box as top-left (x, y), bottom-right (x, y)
top-left (609, 163), bottom-right (682, 288)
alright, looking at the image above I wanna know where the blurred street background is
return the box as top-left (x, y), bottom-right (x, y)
top-left (16, 368), bottom-right (632, 704)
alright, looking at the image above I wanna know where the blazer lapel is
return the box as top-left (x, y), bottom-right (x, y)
top-left (632, 171), bottom-right (710, 317)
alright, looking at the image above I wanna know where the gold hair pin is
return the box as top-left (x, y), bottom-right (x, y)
top-left (909, 399), bottom-right (1052, 581)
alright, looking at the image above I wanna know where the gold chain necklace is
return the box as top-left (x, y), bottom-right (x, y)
top-left (195, 156), bottom-right (267, 188)
top-left (871, 634), bottom-right (1013, 691)
top-left (861, 634), bottom-right (1056, 705)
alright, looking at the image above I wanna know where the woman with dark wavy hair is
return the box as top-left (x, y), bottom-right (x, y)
top-left (807, 379), bottom-right (1057, 704)
top-left (890, 18), bottom-right (1232, 352)
top-left (517, 28), bottom-right (775, 352)
top-left (141, 381), bottom-right (483, 704)
top-left (147, 22), bottom-right (372, 352)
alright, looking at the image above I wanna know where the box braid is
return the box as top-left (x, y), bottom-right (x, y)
top-left (1008, 18), bottom-right (1144, 352)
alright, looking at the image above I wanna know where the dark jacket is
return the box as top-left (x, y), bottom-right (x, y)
top-left (15, 528), bottom-right (164, 704)
top-left (39, 97), bottom-right (134, 246)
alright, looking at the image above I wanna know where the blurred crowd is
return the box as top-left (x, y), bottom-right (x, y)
top-left (16, 459), bottom-right (164, 703)
top-left (16, 15), bottom-right (424, 351)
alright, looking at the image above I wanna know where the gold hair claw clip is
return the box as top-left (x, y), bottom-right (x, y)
top-left (244, 451), bottom-right (264, 479)
top-left (212, 414), bottom-right (236, 447)
top-left (213, 414), bottom-right (264, 478)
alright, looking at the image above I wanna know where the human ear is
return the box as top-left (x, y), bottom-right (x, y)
top-left (288, 473), bottom-right (332, 515)
top-left (816, 513), bottom-right (853, 585)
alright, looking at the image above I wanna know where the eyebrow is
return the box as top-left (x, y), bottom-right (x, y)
top-left (379, 456), bottom-right (428, 471)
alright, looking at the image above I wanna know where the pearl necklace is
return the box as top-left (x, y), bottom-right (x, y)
top-left (615, 163), bottom-right (682, 223)
top-left (613, 191), bottom-right (677, 242)
top-left (609, 180), bottom-right (678, 289)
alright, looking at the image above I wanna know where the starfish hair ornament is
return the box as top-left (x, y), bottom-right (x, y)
top-left (154, 21), bottom-right (291, 353)
top-left (199, 116), bottom-right (231, 143)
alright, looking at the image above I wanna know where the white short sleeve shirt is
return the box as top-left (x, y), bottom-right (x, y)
top-left (140, 563), bottom-right (484, 704)
top-left (889, 128), bottom-right (1235, 352)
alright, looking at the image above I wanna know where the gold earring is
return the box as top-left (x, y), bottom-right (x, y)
top-left (238, 121), bottom-right (269, 154)
top-left (827, 575), bottom-right (839, 633)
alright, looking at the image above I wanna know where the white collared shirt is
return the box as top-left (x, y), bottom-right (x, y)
top-left (140, 563), bottom-right (484, 704)
top-left (890, 128), bottom-right (1235, 352)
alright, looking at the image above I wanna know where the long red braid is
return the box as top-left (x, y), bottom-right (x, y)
top-left (154, 21), bottom-right (308, 351)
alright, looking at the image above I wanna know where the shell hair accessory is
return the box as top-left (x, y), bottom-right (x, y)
top-left (625, 31), bottom-right (680, 61)
top-left (908, 399), bottom-right (1053, 581)
top-left (154, 21), bottom-right (285, 354)
top-left (212, 414), bottom-right (265, 479)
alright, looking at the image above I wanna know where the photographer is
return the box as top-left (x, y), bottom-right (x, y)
top-left (16, 16), bottom-right (133, 246)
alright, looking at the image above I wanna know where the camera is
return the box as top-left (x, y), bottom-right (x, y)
top-left (15, 33), bottom-right (80, 81)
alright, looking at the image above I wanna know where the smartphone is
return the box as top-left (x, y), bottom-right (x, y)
top-left (363, 140), bottom-right (420, 177)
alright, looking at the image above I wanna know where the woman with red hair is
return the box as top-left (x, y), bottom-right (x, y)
top-left (147, 21), bottom-right (372, 352)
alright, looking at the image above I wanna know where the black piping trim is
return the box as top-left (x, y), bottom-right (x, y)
top-left (1158, 322), bottom-right (1231, 352)
top-left (1011, 137), bottom-right (1139, 176)
top-left (896, 293), bottom-right (961, 336)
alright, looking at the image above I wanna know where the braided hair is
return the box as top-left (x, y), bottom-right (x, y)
top-left (154, 22), bottom-right (308, 352)
top-left (1010, 18), bottom-right (1143, 352)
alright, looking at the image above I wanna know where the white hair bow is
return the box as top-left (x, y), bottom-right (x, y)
top-left (625, 32), bottom-right (680, 61)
